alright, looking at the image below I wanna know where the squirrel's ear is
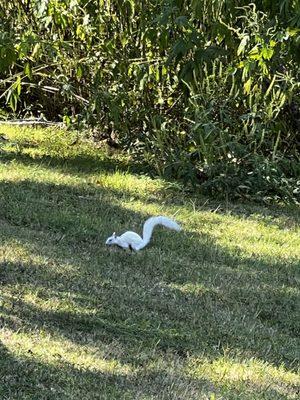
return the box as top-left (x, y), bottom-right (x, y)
top-left (113, 232), bottom-right (116, 237)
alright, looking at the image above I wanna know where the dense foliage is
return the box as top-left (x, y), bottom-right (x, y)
top-left (1, 0), bottom-right (300, 203)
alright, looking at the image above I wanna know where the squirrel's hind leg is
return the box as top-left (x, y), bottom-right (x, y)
top-left (129, 244), bottom-right (140, 253)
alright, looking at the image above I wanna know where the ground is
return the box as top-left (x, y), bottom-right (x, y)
top-left (0, 126), bottom-right (299, 399)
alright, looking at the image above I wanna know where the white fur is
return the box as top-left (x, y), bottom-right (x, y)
top-left (105, 216), bottom-right (181, 251)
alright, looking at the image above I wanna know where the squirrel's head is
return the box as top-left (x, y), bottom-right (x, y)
top-left (105, 232), bottom-right (117, 246)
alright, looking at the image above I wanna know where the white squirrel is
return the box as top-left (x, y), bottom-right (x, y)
top-left (105, 216), bottom-right (181, 251)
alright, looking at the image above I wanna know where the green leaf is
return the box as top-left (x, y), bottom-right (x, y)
top-left (261, 47), bottom-right (274, 60)
top-left (126, 0), bottom-right (135, 17)
top-left (0, 44), bottom-right (17, 72)
top-left (76, 65), bottom-right (83, 79)
top-left (83, 14), bottom-right (90, 26)
top-left (170, 39), bottom-right (188, 62)
top-left (249, 45), bottom-right (260, 60)
top-left (259, 60), bottom-right (269, 75)
top-left (287, 27), bottom-right (300, 37)
top-left (24, 62), bottom-right (32, 80)
top-left (175, 16), bottom-right (189, 27)
top-left (44, 15), bottom-right (53, 28)
top-left (237, 35), bottom-right (249, 56)
top-left (14, 76), bottom-right (22, 96)
top-left (244, 78), bottom-right (252, 95)
top-left (37, 0), bottom-right (48, 17)
top-left (8, 92), bottom-right (18, 112)
top-left (31, 43), bottom-right (40, 58)
top-left (265, 75), bottom-right (276, 97)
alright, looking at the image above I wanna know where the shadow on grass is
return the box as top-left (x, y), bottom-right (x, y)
top-left (0, 326), bottom-right (296, 400)
top-left (1, 143), bottom-right (148, 176)
top-left (0, 338), bottom-right (216, 399)
top-left (1, 339), bottom-right (291, 400)
top-left (0, 178), bottom-right (299, 399)
top-left (2, 144), bottom-right (299, 229)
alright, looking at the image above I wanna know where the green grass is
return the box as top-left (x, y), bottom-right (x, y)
top-left (0, 125), bottom-right (299, 399)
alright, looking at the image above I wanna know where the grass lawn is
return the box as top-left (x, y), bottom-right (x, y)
top-left (0, 126), bottom-right (299, 399)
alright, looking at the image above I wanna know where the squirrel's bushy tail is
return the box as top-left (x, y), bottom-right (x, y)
top-left (138, 216), bottom-right (181, 250)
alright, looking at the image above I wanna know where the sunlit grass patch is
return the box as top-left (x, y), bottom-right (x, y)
top-left (1, 328), bottom-right (135, 376)
top-left (0, 124), bottom-right (130, 170)
top-left (187, 356), bottom-right (300, 399)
